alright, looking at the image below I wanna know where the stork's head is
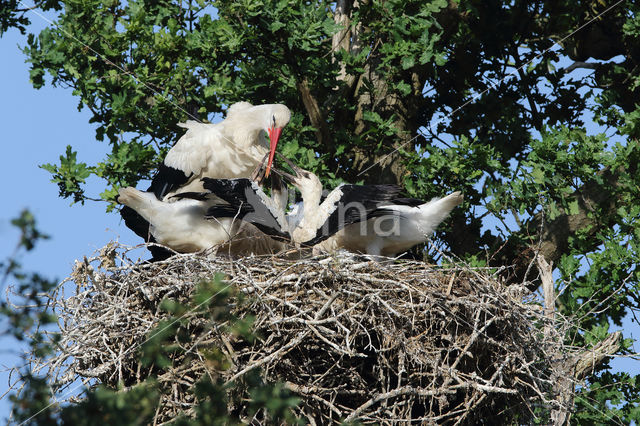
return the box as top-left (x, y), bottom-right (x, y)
top-left (265, 104), bottom-right (291, 178)
top-left (274, 154), bottom-right (323, 203)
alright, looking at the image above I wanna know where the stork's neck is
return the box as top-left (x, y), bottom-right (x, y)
top-left (298, 184), bottom-right (322, 212)
top-left (253, 128), bottom-right (269, 149)
top-left (272, 186), bottom-right (289, 214)
top-left (293, 181), bottom-right (324, 239)
top-left (239, 127), bottom-right (268, 149)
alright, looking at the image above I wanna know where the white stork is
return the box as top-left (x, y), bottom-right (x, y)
top-left (153, 102), bottom-right (291, 199)
top-left (275, 159), bottom-right (463, 257)
top-left (120, 102), bottom-right (290, 258)
top-left (117, 187), bottom-right (239, 253)
top-left (117, 170), bottom-right (291, 257)
top-left (321, 192), bottom-right (464, 256)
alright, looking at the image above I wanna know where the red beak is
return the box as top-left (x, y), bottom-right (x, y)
top-left (265, 126), bottom-right (282, 178)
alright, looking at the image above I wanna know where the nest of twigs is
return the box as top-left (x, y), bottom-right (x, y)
top-left (35, 242), bottom-right (571, 424)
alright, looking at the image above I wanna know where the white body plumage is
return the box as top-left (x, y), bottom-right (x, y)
top-left (118, 187), bottom-right (238, 253)
top-left (159, 102), bottom-right (291, 198)
top-left (319, 192), bottom-right (464, 256)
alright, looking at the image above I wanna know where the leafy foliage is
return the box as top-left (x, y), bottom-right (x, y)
top-left (1, 211), bottom-right (58, 424)
top-left (40, 146), bottom-right (93, 204)
top-left (151, 276), bottom-right (301, 424)
top-left (0, 0), bottom-right (61, 35)
top-left (1, 210), bottom-right (55, 346)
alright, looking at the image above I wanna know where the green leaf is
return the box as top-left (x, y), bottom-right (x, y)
top-left (567, 199), bottom-right (580, 216)
top-left (401, 56), bottom-right (415, 69)
top-left (531, 167), bottom-right (545, 184)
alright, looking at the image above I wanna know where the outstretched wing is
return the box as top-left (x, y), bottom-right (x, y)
top-left (302, 184), bottom-right (401, 246)
top-left (202, 178), bottom-right (291, 241)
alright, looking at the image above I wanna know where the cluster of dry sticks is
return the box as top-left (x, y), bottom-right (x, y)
top-left (27, 243), bottom-right (610, 424)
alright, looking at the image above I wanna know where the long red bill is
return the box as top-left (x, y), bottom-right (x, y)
top-left (265, 126), bottom-right (282, 178)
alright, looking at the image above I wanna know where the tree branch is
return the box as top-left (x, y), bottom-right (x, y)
top-left (296, 77), bottom-right (333, 150)
top-left (511, 44), bottom-right (543, 130)
top-left (564, 61), bottom-right (599, 74)
top-left (492, 167), bottom-right (626, 289)
top-left (536, 241), bottom-right (622, 426)
top-left (551, 331), bottom-right (622, 425)
top-left (537, 255), bottom-right (555, 322)
top-left (332, 0), bottom-right (351, 82)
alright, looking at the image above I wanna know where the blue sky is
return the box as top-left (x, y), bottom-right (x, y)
top-left (0, 35), bottom-right (138, 266)
top-left (1, 6), bottom-right (639, 422)
top-left (0, 20), bottom-right (140, 419)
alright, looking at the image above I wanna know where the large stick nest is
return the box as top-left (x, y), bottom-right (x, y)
top-left (37, 243), bottom-right (570, 424)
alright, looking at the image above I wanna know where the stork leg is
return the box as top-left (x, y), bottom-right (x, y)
top-left (366, 241), bottom-right (383, 256)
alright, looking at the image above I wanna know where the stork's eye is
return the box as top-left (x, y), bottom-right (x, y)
top-left (272, 115), bottom-right (276, 128)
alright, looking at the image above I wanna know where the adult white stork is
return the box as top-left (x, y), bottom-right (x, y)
top-left (321, 192), bottom-right (464, 256)
top-left (276, 159), bottom-right (463, 257)
top-left (120, 102), bottom-right (291, 258)
top-left (117, 170), bottom-right (291, 256)
top-left (152, 102), bottom-right (291, 199)
top-left (117, 187), bottom-right (240, 253)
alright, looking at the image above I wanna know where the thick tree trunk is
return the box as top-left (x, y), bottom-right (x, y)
top-left (296, 78), bottom-right (333, 152)
top-left (332, 0), bottom-right (352, 83)
top-left (348, 62), bottom-right (424, 184)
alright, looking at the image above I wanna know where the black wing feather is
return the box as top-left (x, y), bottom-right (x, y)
top-left (169, 191), bottom-right (211, 202)
top-left (148, 163), bottom-right (192, 200)
top-left (301, 184), bottom-right (401, 246)
top-left (389, 197), bottom-right (424, 207)
top-left (202, 178), bottom-right (254, 208)
top-left (301, 207), bottom-right (400, 247)
top-left (202, 178), bottom-right (291, 241)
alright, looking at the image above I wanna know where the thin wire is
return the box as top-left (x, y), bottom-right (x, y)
top-left (17, 0), bottom-right (202, 123)
top-left (356, 0), bottom-right (626, 177)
